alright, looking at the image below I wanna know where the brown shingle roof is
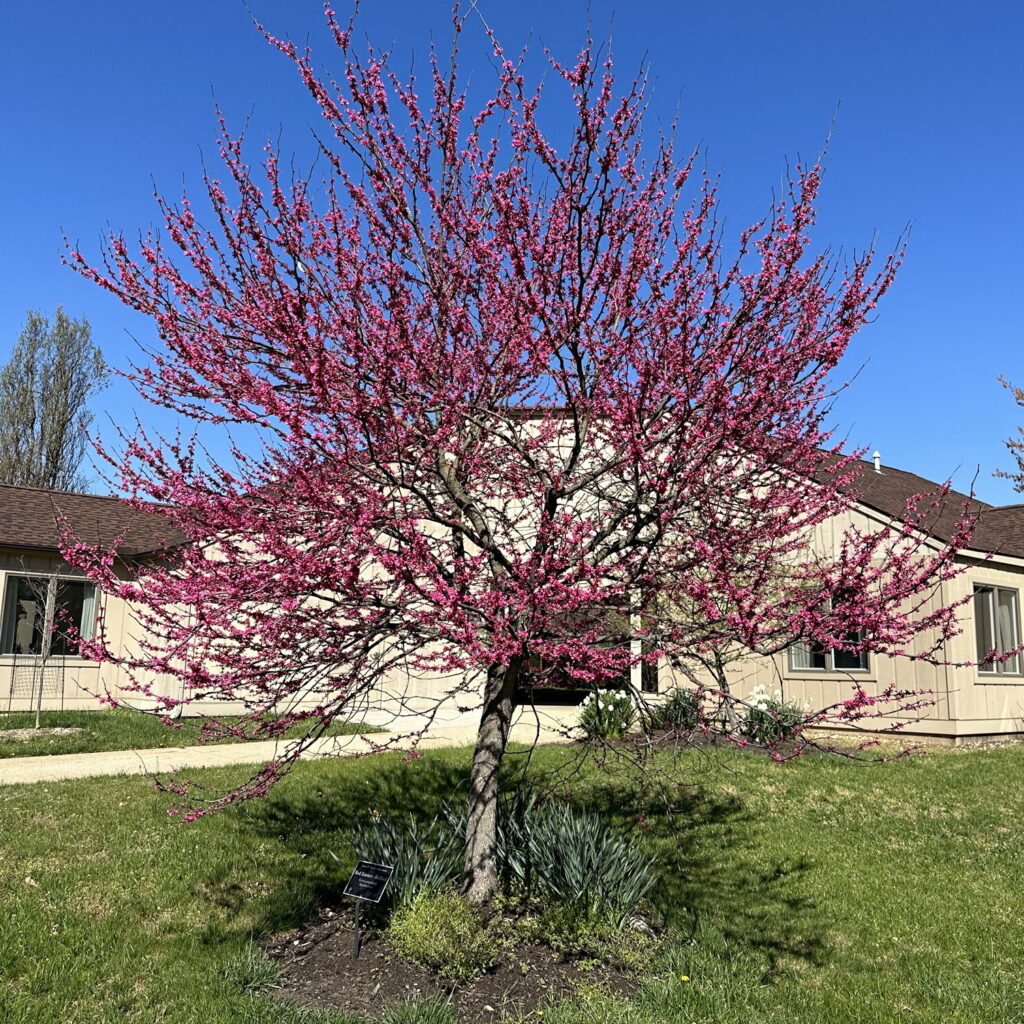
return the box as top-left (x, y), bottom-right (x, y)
top-left (4, 456), bottom-right (1024, 562)
top-left (0, 484), bottom-right (188, 557)
top-left (960, 504), bottom-right (1024, 559)
top-left (832, 458), bottom-right (1024, 559)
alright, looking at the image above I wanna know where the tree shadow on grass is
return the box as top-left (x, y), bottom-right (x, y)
top-left (207, 745), bottom-right (829, 979)
top-left (233, 751), bottom-right (475, 936)
top-left (574, 751), bottom-right (830, 980)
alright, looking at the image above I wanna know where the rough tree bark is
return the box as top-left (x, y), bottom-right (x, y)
top-left (463, 656), bottom-right (521, 904)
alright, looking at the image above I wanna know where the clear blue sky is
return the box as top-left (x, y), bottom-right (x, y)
top-left (2, 1), bottom-right (1022, 502)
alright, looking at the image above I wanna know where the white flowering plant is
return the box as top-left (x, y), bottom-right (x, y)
top-left (742, 685), bottom-right (807, 744)
top-left (579, 688), bottom-right (637, 740)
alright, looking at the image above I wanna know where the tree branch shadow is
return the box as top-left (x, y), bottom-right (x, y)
top-left (203, 747), bottom-right (829, 980)
top-left (572, 752), bottom-right (830, 979)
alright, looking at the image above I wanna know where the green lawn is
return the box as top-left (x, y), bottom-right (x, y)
top-left (2, 742), bottom-right (1024, 1023)
top-left (0, 709), bottom-right (383, 758)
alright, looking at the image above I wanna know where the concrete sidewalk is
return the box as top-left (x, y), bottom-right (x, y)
top-left (0, 706), bottom-right (580, 786)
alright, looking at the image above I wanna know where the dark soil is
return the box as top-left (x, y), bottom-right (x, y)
top-left (264, 905), bottom-right (638, 1023)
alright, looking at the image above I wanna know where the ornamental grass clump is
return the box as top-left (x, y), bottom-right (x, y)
top-left (380, 995), bottom-right (460, 1024)
top-left (356, 790), bottom-right (656, 943)
top-left (579, 689), bottom-right (636, 739)
top-left (742, 685), bottom-right (806, 744)
top-left (499, 796), bottom-right (656, 927)
top-left (220, 942), bottom-right (284, 994)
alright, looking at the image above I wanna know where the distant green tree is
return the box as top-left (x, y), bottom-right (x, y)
top-left (0, 309), bottom-right (106, 492)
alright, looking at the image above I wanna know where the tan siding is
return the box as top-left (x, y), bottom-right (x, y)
top-left (701, 504), bottom-right (1024, 737)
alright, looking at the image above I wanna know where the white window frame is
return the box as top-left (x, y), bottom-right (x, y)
top-left (629, 594), bottom-right (660, 694)
top-left (974, 584), bottom-right (1021, 677)
top-left (788, 633), bottom-right (869, 674)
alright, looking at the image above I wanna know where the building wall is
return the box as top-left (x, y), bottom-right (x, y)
top-left (0, 548), bottom-right (146, 713)
top-left (943, 555), bottom-right (1024, 733)
top-left (0, 547), bottom-right (446, 719)
top-left (0, 549), bottom-right (223, 715)
top-left (9, 493), bottom-right (1024, 739)
top-left (681, 504), bottom-right (1024, 740)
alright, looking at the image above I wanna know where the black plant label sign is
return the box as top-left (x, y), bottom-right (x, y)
top-left (343, 860), bottom-right (394, 904)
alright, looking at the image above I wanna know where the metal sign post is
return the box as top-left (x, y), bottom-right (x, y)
top-left (342, 860), bottom-right (394, 959)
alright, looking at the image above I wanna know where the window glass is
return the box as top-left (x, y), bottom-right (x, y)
top-left (1, 577), bottom-right (44, 655)
top-left (833, 646), bottom-right (868, 671)
top-left (0, 576), bottom-right (97, 657)
top-left (975, 586), bottom-right (995, 667)
top-left (789, 630), bottom-right (867, 673)
top-left (641, 659), bottom-right (659, 694)
top-left (998, 589), bottom-right (1020, 674)
top-left (790, 642), bottom-right (828, 670)
top-left (975, 584), bottom-right (1021, 676)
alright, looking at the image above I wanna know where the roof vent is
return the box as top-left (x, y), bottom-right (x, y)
top-left (872, 451), bottom-right (882, 474)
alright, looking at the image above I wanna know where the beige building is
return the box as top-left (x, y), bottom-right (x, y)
top-left (0, 483), bottom-right (186, 714)
top-left (4, 460), bottom-right (1024, 741)
top-left (708, 460), bottom-right (1024, 743)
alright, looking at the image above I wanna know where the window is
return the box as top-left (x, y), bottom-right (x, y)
top-left (789, 634), bottom-right (868, 673)
top-left (0, 575), bottom-right (97, 657)
top-left (640, 650), bottom-right (660, 694)
top-left (974, 584), bottom-right (1021, 676)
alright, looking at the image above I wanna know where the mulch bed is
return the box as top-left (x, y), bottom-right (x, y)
top-left (264, 905), bottom-right (638, 1023)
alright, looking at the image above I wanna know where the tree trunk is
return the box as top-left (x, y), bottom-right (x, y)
top-left (35, 576), bottom-right (57, 731)
top-left (462, 657), bottom-right (520, 905)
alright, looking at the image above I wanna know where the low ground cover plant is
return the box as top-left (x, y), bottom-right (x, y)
top-left (388, 888), bottom-right (502, 981)
top-left (501, 892), bottom-right (661, 972)
top-left (387, 884), bottom-right (661, 987)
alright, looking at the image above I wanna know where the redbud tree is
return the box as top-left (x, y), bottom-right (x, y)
top-left (68, 8), bottom-right (973, 903)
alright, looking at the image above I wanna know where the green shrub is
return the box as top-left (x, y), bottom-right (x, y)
top-left (348, 810), bottom-right (460, 908)
top-left (646, 687), bottom-right (703, 732)
top-left (388, 888), bottom-right (501, 980)
top-left (579, 689), bottom-right (636, 739)
top-left (742, 685), bottom-right (805, 744)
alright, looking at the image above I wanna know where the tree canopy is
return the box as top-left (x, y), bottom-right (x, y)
top-left (67, 10), bottom-right (973, 902)
top-left (0, 308), bottom-right (105, 492)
